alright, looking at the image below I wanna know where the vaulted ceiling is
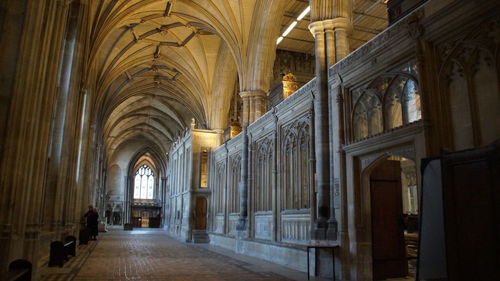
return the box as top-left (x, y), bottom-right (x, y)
top-left (83, 0), bottom-right (388, 162)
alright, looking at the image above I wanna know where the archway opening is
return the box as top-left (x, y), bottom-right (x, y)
top-left (369, 156), bottom-right (419, 281)
top-left (129, 155), bottom-right (162, 229)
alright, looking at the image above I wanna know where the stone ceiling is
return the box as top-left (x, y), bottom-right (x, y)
top-left (85, 0), bottom-right (388, 161)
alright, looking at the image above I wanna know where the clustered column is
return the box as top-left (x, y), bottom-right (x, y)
top-left (309, 12), bottom-right (351, 240)
top-left (237, 89), bottom-right (266, 233)
top-left (240, 90), bottom-right (267, 127)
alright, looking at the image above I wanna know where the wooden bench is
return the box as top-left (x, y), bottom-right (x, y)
top-left (65, 236), bottom-right (76, 257)
top-left (0, 259), bottom-right (32, 281)
top-left (79, 228), bottom-right (89, 245)
top-left (49, 236), bottom-right (76, 267)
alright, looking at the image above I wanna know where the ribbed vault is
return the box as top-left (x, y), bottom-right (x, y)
top-left (84, 0), bottom-right (287, 160)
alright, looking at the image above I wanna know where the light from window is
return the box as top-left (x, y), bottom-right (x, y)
top-left (134, 165), bottom-right (155, 199)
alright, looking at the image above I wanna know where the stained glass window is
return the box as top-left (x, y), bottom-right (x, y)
top-left (133, 165), bottom-right (155, 199)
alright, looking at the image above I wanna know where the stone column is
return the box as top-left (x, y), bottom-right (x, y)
top-left (309, 21), bottom-right (331, 239)
top-left (241, 94), bottom-right (250, 127)
top-left (308, 7), bottom-right (351, 241)
top-left (236, 89), bottom-right (265, 244)
top-left (236, 126), bottom-right (249, 233)
top-left (253, 91), bottom-right (267, 120)
top-left (240, 90), bottom-right (267, 127)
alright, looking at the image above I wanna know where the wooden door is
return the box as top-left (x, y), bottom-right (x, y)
top-left (371, 159), bottom-right (408, 280)
top-left (195, 197), bottom-right (207, 230)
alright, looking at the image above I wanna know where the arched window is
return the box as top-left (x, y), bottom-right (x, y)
top-left (133, 165), bottom-right (155, 199)
top-left (352, 71), bottom-right (421, 141)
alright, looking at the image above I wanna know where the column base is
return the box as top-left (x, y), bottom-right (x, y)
top-left (311, 218), bottom-right (338, 240)
top-left (236, 217), bottom-right (248, 231)
top-left (326, 219), bottom-right (338, 240)
top-left (236, 217), bottom-right (248, 254)
top-left (311, 218), bottom-right (328, 240)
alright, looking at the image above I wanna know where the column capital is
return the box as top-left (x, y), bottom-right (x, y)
top-left (309, 17), bottom-right (352, 36)
top-left (239, 89), bottom-right (266, 99)
top-left (308, 21), bottom-right (326, 36)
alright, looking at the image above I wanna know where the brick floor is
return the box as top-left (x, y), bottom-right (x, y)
top-left (69, 229), bottom-right (311, 281)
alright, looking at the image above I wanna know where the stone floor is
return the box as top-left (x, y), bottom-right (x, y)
top-left (45, 229), bottom-right (327, 281)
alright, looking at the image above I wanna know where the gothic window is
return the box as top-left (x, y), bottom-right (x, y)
top-left (384, 76), bottom-right (404, 129)
top-left (403, 78), bottom-right (421, 123)
top-left (353, 92), bottom-right (382, 140)
top-left (352, 67), bottom-right (421, 141)
top-left (133, 165), bottom-right (155, 200)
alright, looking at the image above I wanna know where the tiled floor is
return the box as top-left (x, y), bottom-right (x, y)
top-left (57, 229), bottom-right (324, 281)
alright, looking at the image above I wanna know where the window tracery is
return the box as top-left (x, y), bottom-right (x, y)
top-left (133, 165), bottom-right (155, 199)
top-left (352, 63), bottom-right (421, 141)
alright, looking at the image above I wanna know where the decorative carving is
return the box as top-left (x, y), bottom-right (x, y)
top-left (280, 116), bottom-right (311, 210)
top-left (406, 11), bottom-right (425, 40)
top-left (281, 213), bottom-right (310, 244)
top-left (439, 17), bottom-right (499, 79)
top-left (255, 214), bottom-right (272, 240)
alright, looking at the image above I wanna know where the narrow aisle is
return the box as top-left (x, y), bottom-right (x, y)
top-left (73, 229), bottom-right (307, 281)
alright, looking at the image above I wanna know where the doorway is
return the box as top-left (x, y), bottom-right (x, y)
top-left (370, 156), bottom-right (418, 280)
top-left (194, 197), bottom-right (207, 230)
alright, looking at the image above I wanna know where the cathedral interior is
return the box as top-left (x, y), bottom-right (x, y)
top-left (1, 0), bottom-right (499, 280)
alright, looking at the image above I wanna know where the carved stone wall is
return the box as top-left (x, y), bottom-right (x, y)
top-left (330, 1), bottom-right (500, 280)
top-left (437, 17), bottom-right (500, 151)
top-left (208, 79), bottom-right (316, 246)
top-left (166, 129), bottom-right (221, 242)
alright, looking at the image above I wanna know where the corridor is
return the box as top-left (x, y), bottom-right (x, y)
top-left (61, 229), bottom-right (315, 281)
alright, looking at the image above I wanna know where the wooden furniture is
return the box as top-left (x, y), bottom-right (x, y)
top-left (148, 217), bottom-right (161, 228)
top-left (64, 236), bottom-right (76, 257)
top-left (0, 259), bottom-right (32, 281)
top-left (79, 228), bottom-right (89, 245)
top-left (306, 244), bottom-right (340, 281)
top-left (441, 144), bottom-right (500, 281)
top-left (49, 236), bottom-right (76, 267)
top-left (418, 143), bottom-right (500, 281)
top-left (131, 217), bottom-right (142, 228)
